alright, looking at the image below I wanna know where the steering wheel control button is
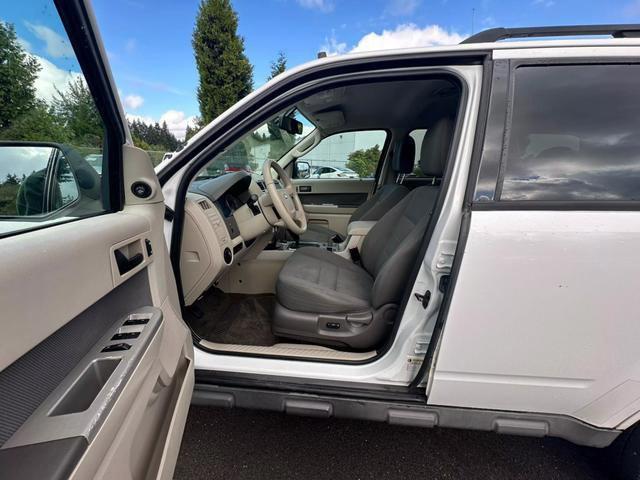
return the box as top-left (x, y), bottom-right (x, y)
top-left (223, 247), bottom-right (233, 265)
top-left (131, 181), bottom-right (152, 199)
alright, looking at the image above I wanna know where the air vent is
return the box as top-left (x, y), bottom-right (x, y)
top-left (256, 180), bottom-right (266, 191)
top-left (198, 200), bottom-right (210, 210)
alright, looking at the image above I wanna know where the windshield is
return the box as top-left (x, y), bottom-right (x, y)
top-left (195, 109), bottom-right (314, 180)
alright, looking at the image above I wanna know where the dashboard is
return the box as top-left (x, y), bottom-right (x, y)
top-left (180, 171), bottom-right (272, 305)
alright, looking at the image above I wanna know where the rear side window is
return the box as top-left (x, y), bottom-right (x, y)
top-left (501, 64), bottom-right (640, 201)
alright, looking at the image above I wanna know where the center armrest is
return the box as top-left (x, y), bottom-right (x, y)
top-left (347, 221), bottom-right (377, 237)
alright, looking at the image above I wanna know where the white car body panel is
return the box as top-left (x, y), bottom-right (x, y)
top-left (428, 210), bottom-right (640, 428)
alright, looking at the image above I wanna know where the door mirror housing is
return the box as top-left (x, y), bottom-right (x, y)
top-left (294, 160), bottom-right (311, 179)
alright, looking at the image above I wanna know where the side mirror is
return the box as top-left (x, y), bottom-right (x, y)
top-left (294, 160), bottom-right (311, 179)
top-left (278, 115), bottom-right (303, 135)
top-left (0, 142), bottom-right (99, 217)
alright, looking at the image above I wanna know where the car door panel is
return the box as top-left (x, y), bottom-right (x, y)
top-left (293, 178), bottom-right (374, 235)
top-left (0, 0), bottom-right (193, 474)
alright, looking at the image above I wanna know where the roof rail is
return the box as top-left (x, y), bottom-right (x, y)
top-left (461, 24), bottom-right (640, 44)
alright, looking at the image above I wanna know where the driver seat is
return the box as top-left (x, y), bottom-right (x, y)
top-left (273, 117), bottom-right (454, 349)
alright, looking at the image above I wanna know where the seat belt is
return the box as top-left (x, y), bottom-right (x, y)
top-left (349, 247), bottom-right (362, 266)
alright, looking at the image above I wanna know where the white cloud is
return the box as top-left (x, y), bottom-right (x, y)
top-left (32, 55), bottom-right (81, 102)
top-left (320, 31), bottom-right (347, 56)
top-left (160, 110), bottom-right (197, 140)
top-left (123, 94), bottom-right (144, 110)
top-left (17, 36), bottom-right (32, 52)
top-left (25, 22), bottom-right (75, 58)
top-left (386, 0), bottom-right (421, 16)
top-left (297, 0), bottom-right (334, 12)
top-left (126, 110), bottom-right (197, 141)
top-left (350, 24), bottom-right (464, 53)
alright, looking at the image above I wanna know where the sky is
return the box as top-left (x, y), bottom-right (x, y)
top-left (4, 0), bottom-right (640, 139)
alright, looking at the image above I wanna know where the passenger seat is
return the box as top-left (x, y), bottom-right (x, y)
top-left (300, 135), bottom-right (416, 243)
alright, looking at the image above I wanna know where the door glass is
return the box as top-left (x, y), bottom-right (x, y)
top-left (0, 2), bottom-right (108, 235)
top-left (294, 130), bottom-right (387, 179)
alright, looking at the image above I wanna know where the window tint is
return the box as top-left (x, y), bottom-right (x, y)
top-left (294, 130), bottom-right (386, 179)
top-left (501, 64), bottom-right (640, 201)
top-left (0, 2), bottom-right (108, 235)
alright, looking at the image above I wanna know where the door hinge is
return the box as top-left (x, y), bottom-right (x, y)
top-left (414, 289), bottom-right (431, 309)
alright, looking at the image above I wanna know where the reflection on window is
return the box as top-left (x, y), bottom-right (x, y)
top-left (0, 2), bottom-right (108, 234)
top-left (501, 65), bottom-right (640, 201)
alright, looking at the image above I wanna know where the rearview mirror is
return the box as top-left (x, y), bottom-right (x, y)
top-left (278, 115), bottom-right (303, 135)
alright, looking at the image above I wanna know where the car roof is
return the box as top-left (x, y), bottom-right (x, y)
top-left (164, 26), bottom-right (640, 173)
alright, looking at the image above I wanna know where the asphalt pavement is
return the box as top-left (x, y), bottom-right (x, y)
top-left (175, 405), bottom-right (612, 479)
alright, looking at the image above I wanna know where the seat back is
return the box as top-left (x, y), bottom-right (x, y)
top-left (349, 135), bottom-right (415, 223)
top-left (360, 117), bottom-right (454, 308)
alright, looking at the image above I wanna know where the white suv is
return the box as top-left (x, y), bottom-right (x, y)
top-left (2, 5), bottom-right (640, 478)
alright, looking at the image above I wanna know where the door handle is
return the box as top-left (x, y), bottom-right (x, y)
top-left (114, 249), bottom-right (144, 275)
top-left (298, 185), bottom-right (311, 193)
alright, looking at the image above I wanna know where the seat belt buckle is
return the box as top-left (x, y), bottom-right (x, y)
top-left (349, 247), bottom-right (362, 265)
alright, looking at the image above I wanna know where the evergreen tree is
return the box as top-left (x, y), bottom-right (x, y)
top-left (184, 117), bottom-right (202, 142)
top-left (267, 51), bottom-right (287, 80)
top-left (0, 100), bottom-right (69, 142)
top-left (193, 0), bottom-right (253, 124)
top-left (53, 77), bottom-right (103, 147)
top-left (0, 22), bottom-right (40, 129)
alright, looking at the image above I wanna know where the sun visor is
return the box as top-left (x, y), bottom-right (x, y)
top-left (308, 109), bottom-right (345, 131)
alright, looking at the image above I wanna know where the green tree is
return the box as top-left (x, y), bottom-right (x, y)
top-left (0, 100), bottom-right (69, 142)
top-left (346, 145), bottom-right (381, 178)
top-left (0, 22), bottom-right (40, 130)
top-left (53, 77), bottom-right (102, 147)
top-left (193, 0), bottom-right (253, 124)
top-left (267, 51), bottom-right (287, 80)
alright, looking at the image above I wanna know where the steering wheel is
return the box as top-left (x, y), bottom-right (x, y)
top-left (262, 159), bottom-right (307, 235)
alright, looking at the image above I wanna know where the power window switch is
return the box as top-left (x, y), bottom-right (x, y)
top-left (101, 343), bottom-right (131, 353)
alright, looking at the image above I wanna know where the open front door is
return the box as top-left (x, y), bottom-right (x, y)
top-left (0, 1), bottom-right (193, 478)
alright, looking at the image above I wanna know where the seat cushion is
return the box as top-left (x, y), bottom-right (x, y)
top-left (276, 247), bottom-right (373, 314)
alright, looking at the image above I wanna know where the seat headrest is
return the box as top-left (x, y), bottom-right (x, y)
top-left (391, 135), bottom-right (416, 174)
top-left (419, 117), bottom-right (454, 177)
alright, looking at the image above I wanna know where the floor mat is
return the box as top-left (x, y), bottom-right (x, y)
top-left (186, 290), bottom-right (278, 346)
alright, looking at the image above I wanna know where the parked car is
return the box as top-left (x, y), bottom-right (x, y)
top-left (3, 6), bottom-right (640, 479)
top-left (313, 165), bottom-right (359, 178)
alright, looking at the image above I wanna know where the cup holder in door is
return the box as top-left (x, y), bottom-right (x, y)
top-left (49, 358), bottom-right (121, 416)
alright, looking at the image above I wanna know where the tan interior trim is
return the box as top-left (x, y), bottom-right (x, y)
top-left (198, 340), bottom-right (377, 361)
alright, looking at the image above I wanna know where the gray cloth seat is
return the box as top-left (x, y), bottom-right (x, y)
top-left (297, 135), bottom-right (416, 244)
top-left (274, 117), bottom-right (454, 349)
top-left (277, 247), bottom-right (373, 313)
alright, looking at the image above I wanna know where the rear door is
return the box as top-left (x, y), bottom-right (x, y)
top-left (0, 1), bottom-right (193, 478)
top-left (428, 56), bottom-right (640, 428)
top-left (291, 130), bottom-right (388, 235)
